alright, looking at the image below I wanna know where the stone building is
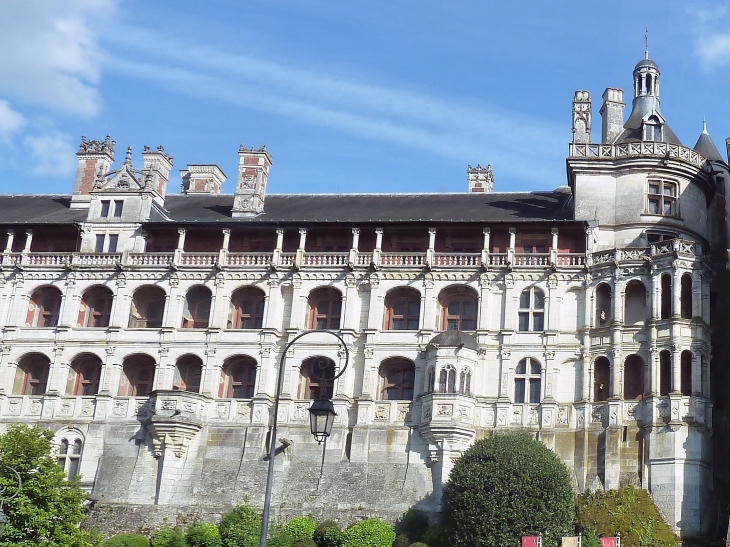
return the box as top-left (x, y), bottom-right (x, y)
top-left (0, 53), bottom-right (728, 538)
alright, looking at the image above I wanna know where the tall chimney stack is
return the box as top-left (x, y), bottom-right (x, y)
top-left (72, 135), bottom-right (115, 208)
top-left (599, 88), bottom-right (625, 144)
top-left (572, 91), bottom-right (592, 143)
top-left (232, 145), bottom-right (272, 217)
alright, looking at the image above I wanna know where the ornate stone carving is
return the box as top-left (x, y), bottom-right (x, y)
top-left (437, 404), bottom-right (453, 417)
top-left (557, 406), bottom-right (568, 424)
top-left (397, 403), bottom-right (411, 422)
top-left (375, 404), bottom-right (390, 420)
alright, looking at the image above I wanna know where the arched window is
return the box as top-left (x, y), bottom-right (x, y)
top-left (308, 288), bottom-right (342, 330)
top-left (67, 354), bottom-right (102, 396)
top-left (298, 356), bottom-right (336, 399)
top-left (129, 286), bottom-right (166, 328)
top-left (219, 356), bottom-right (257, 398)
top-left (459, 368), bottom-right (472, 396)
top-left (624, 281), bottom-right (647, 325)
top-left (681, 351), bottom-right (692, 396)
top-left (593, 357), bottom-right (610, 402)
top-left (659, 350), bottom-right (671, 396)
top-left (439, 287), bottom-right (477, 331)
top-left (229, 287), bottom-right (266, 329)
top-left (13, 353), bottom-right (50, 395)
top-left (595, 283), bottom-right (612, 327)
top-left (660, 274), bottom-right (672, 319)
top-left (515, 358), bottom-right (541, 403)
top-left (26, 286), bottom-right (62, 327)
top-left (56, 435), bottom-right (83, 479)
top-left (438, 364), bottom-right (457, 393)
top-left (681, 274), bottom-right (692, 319)
top-left (518, 287), bottom-right (545, 332)
top-left (119, 355), bottom-right (156, 396)
top-left (78, 286), bottom-right (113, 328)
top-left (378, 358), bottom-right (415, 400)
top-left (174, 355), bottom-right (203, 393)
top-left (384, 288), bottom-right (420, 330)
top-left (182, 286), bottom-right (212, 329)
top-left (623, 354), bottom-right (644, 400)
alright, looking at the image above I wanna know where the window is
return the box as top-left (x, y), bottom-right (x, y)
top-left (593, 357), bottom-right (610, 402)
top-left (107, 234), bottom-right (118, 253)
top-left (219, 356), bottom-right (257, 398)
top-left (68, 354), bottom-right (102, 396)
top-left (25, 286), bottom-right (62, 327)
top-left (113, 200), bottom-right (123, 217)
top-left (378, 359), bottom-right (415, 400)
top-left (623, 354), bottom-right (644, 400)
top-left (515, 358), bottom-right (541, 404)
top-left (228, 287), bottom-right (265, 329)
top-left (182, 286), bottom-right (212, 329)
top-left (518, 287), bottom-right (545, 332)
top-left (644, 116), bottom-right (663, 142)
top-left (119, 355), bottom-right (156, 396)
top-left (384, 288), bottom-right (421, 330)
top-left (100, 200), bottom-right (110, 217)
top-left (647, 180), bottom-right (677, 216)
top-left (439, 287), bottom-right (477, 331)
top-left (624, 280), bottom-right (647, 325)
top-left (681, 274), bottom-right (692, 319)
top-left (100, 200), bottom-right (122, 218)
top-left (595, 284), bottom-right (612, 327)
top-left (681, 351), bottom-right (692, 396)
top-left (660, 274), bottom-right (672, 319)
top-left (95, 234), bottom-right (105, 253)
top-left (298, 357), bottom-right (336, 399)
top-left (438, 364), bottom-right (457, 393)
top-left (459, 368), bottom-right (472, 396)
top-left (129, 286), bottom-right (166, 328)
top-left (57, 437), bottom-right (83, 479)
top-left (78, 287), bottom-right (113, 327)
top-left (174, 355), bottom-right (203, 393)
top-left (13, 353), bottom-right (50, 395)
top-left (659, 350), bottom-right (671, 396)
top-left (308, 288), bottom-right (342, 330)
top-left (94, 234), bottom-right (119, 253)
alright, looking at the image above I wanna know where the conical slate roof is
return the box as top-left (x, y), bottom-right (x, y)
top-left (693, 121), bottom-right (724, 162)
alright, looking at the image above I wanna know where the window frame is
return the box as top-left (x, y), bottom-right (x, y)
top-left (518, 287), bottom-right (545, 332)
top-left (173, 356), bottom-right (203, 393)
top-left (298, 357), bottom-right (336, 399)
top-left (56, 436), bottom-right (83, 479)
top-left (229, 288), bottom-right (266, 330)
top-left (514, 357), bottom-right (542, 404)
top-left (119, 358), bottom-right (156, 396)
top-left (384, 288), bottom-right (421, 331)
top-left (70, 357), bottom-right (102, 396)
top-left (27, 286), bottom-right (62, 328)
top-left (378, 359), bottom-right (415, 400)
top-left (182, 286), bottom-right (212, 329)
top-left (646, 179), bottom-right (678, 217)
top-left (219, 357), bottom-right (257, 398)
top-left (308, 289), bottom-right (342, 330)
top-left (439, 292), bottom-right (477, 331)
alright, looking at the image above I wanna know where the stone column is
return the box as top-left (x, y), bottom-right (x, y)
top-left (691, 271), bottom-right (702, 319)
top-left (478, 274), bottom-right (491, 330)
top-left (422, 274), bottom-right (436, 331)
top-left (163, 274), bottom-right (184, 329)
top-left (289, 274), bottom-right (307, 330)
top-left (155, 346), bottom-right (173, 391)
top-left (481, 228), bottom-right (490, 267)
top-left (427, 228), bottom-right (436, 265)
top-left (610, 349), bottom-right (622, 398)
top-left (173, 228), bottom-right (186, 265)
top-left (550, 227), bottom-right (559, 265)
top-left (543, 350), bottom-right (555, 402)
top-left (672, 268), bottom-right (681, 318)
top-left (366, 273), bottom-right (383, 330)
top-left (508, 227), bottom-right (516, 265)
top-left (342, 274), bottom-right (359, 331)
top-left (373, 228), bottom-right (383, 267)
top-left (613, 279), bottom-right (624, 325)
top-left (691, 349), bottom-right (702, 396)
top-left (272, 228), bottom-right (284, 267)
top-left (650, 272), bottom-right (661, 320)
top-left (502, 274), bottom-right (515, 331)
top-left (47, 345), bottom-right (67, 395)
top-left (546, 275), bottom-right (558, 331)
top-left (3, 230), bottom-right (14, 253)
top-left (649, 346), bottom-right (659, 396)
top-left (581, 349), bottom-right (591, 401)
top-left (110, 274), bottom-right (128, 328)
top-left (218, 228), bottom-right (231, 266)
top-left (263, 274), bottom-right (283, 332)
top-left (349, 228), bottom-right (360, 265)
top-left (295, 229), bottom-right (307, 268)
top-left (671, 344), bottom-right (682, 394)
top-left (102, 348), bottom-right (122, 396)
top-left (209, 274), bottom-right (228, 329)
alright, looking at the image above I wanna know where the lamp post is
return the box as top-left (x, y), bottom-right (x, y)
top-left (259, 330), bottom-right (349, 547)
top-left (0, 466), bottom-right (21, 538)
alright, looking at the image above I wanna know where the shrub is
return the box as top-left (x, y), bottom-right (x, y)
top-left (283, 517), bottom-right (317, 540)
top-left (342, 519), bottom-right (395, 547)
top-left (392, 533), bottom-right (411, 547)
top-left (219, 504), bottom-right (261, 547)
top-left (292, 540), bottom-right (317, 547)
top-left (103, 534), bottom-right (150, 547)
top-left (581, 530), bottom-right (600, 547)
top-left (576, 485), bottom-right (680, 547)
top-left (151, 527), bottom-right (186, 547)
top-left (313, 520), bottom-right (344, 547)
top-left (267, 525), bottom-right (293, 547)
top-left (421, 524), bottom-right (447, 547)
top-left (443, 430), bottom-right (574, 547)
top-left (396, 509), bottom-right (429, 543)
top-left (186, 522), bottom-right (223, 547)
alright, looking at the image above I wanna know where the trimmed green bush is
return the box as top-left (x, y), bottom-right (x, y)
top-left (151, 527), bottom-right (186, 547)
top-left (103, 534), bottom-right (150, 547)
top-left (283, 517), bottom-right (317, 541)
top-left (219, 504), bottom-right (261, 547)
top-left (576, 485), bottom-right (680, 547)
top-left (342, 519), bottom-right (395, 547)
top-left (292, 540), bottom-right (317, 547)
top-left (582, 530), bottom-right (600, 547)
top-left (396, 509), bottom-right (429, 543)
top-left (421, 524), bottom-right (447, 547)
top-left (392, 533), bottom-right (411, 547)
top-left (267, 525), bottom-right (293, 547)
top-left (186, 523), bottom-right (223, 547)
top-left (313, 520), bottom-right (343, 547)
top-left (443, 430), bottom-right (575, 547)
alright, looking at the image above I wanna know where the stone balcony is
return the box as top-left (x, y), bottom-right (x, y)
top-left (568, 141), bottom-right (707, 168)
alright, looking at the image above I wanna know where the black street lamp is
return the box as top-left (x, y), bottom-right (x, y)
top-left (0, 466), bottom-right (21, 538)
top-left (259, 330), bottom-right (349, 547)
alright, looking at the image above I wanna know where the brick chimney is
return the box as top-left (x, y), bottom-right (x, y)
top-left (180, 165), bottom-right (226, 195)
top-left (232, 145), bottom-right (272, 217)
top-left (72, 135), bottom-right (115, 208)
top-left (467, 164), bottom-right (493, 193)
top-left (599, 88), bottom-right (625, 144)
top-left (141, 145), bottom-right (173, 198)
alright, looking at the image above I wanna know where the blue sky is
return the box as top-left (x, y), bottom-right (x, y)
top-left (0, 1), bottom-right (729, 196)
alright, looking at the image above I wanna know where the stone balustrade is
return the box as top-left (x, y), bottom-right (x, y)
top-left (569, 141), bottom-right (707, 168)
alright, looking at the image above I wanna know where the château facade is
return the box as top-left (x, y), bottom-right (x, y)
top-left (0, 54), bottom-right (728, 538)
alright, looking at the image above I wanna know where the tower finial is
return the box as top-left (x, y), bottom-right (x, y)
top-left (703, 118), bottom-right (708, 134)
top-left (645, 26), bottom-right (649, 59)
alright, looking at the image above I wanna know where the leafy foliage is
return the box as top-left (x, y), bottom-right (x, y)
top-left (292, 540), bottom-right (317, 547)
top-left (0, 424), bottom-right (100, 547)
top-left (421, 524), bottom-right (447, 547)
top-left (283, 517), bottom-right (317, 541)
top-left (392, 533), bottom-right (411, 547)
top-left (266, 525), bottom-right (293, 547)
top-left (218, 504), bottom-right (261, 547)
top-left (102, 534), bottom-right (150, 547)
top-left (342, 519), bottom-right (395, 547)
top-left (443, 430), bottom-right (575, 547)
top-left (186, 523), bottom-right (223, 547)
top-left (575, 485), bottom-right (679, 547)
top-left (581, 529), bottom-right (600, 547)
top-left (312, 520), bottom-right (343, 547)
top-left (151, 527), bottom-right (186, 547)
top-left (396, 509), bottom-right (429, 543)
top-left (408, 543), bottom-right (429, 547)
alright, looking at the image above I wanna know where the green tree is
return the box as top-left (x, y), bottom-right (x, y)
top-left (312, 520), bottom-right (343, 547)
top-left (443, 430), bottom-right (575, 547)
top-left (102, 535), bottom-right (149, 547)
top-left (151, 526), bottom-right (186, 547)
top-left (0, 424), bottom-right (99, 547)
top-left (218, 504), bottom-right (261, 547)
top-left (186, 522), bottom-right (222, 547)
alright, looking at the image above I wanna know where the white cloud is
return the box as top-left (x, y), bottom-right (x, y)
top-left (691, 6), bottom-right (730, 68)
top-left (0, 0), bottom-right (115, 116)
top-left (25, 132), bottom-right (77, 176)
top-left (0, 100), bottom-right (26, 136)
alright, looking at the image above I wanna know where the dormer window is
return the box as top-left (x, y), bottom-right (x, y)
top-left (644, 116), bottom-right (662, 142)
top-left (100, 200), bottom-right (123, 218)
top-left (647, 180), bottom-right (677, 216)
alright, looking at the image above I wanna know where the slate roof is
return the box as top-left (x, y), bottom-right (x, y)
top-left (693, 127), bottom-right (724, 162)
top-left (614, 96), bottom-right (682, 145)
top-left (428, 330), bottom-right (479, 351)
top-left (0, 190), bottom-right (576, 225)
